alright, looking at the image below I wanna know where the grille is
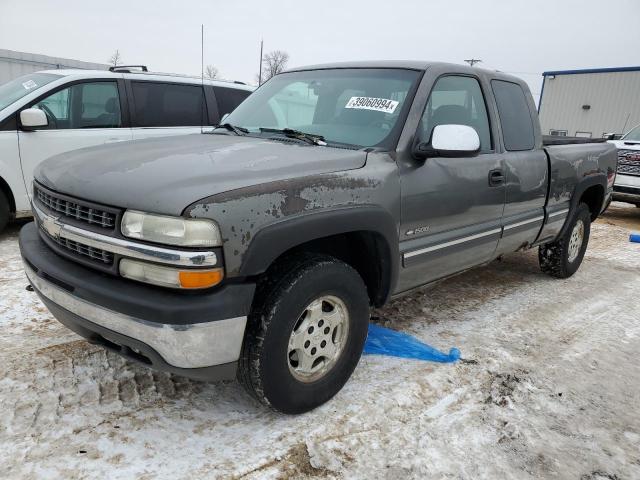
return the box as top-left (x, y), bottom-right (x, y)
top-left (617, 149), bottom-right (640, 176)
top-left (41, 228), bottom-right (114, 265)
top-left (35, 186), bottom-right (116, 229)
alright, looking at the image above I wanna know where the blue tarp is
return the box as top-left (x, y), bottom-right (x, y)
top-left (363, 323), bottom-right (461, 363)
top-left (630, 233), bottom-right (640, 243)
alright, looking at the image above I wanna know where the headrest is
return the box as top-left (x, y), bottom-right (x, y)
top-left (105, 97), bottom-right (119, 114)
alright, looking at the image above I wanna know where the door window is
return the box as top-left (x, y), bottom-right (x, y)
top-left (421, 76), bottom-right (492, 152)
top-left (131, 82), bottom-right (207, 127)
top-left (491, 80), bottom-right (535, 151)
top-left (213, 86), bottom-right (252, 118)
top-left (33, 81), bottom-right (121, 129)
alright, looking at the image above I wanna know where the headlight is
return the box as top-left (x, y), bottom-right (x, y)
top-left (121, 210), bottom-right (222, 247)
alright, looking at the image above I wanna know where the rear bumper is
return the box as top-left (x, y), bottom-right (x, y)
top-left (19, 222), bottom-right (256, 381)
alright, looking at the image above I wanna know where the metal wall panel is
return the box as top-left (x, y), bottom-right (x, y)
top-left (539, 70), bottom-right (640, 138)
top-left (0, 49), bottom-right (108, 84)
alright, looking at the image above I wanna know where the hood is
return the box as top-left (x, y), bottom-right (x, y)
top-left (36, 134), bottom-right (367, 216)
top-left (609, 139), bottom-right (640, 150)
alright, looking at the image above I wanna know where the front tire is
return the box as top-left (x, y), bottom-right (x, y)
top-left (0, 189), bottom-right (10, 234)
top-left (539, 203), bottom-right (591, 278)
top-left (238, 254), bottom-right (370, 414)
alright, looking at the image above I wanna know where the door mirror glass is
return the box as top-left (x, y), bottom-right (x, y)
top-left (19, 108), bottom-right (48, 129)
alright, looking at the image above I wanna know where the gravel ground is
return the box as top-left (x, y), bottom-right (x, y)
top-left (1, 203), bottom-right (639, 479)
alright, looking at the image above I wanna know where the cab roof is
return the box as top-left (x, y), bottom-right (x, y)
top-left (35, 69), bottom-right (254, 91)
top-left (283, 60), bottom-right (525, 86)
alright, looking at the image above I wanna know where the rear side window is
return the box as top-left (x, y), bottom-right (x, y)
top-left (213, 86), bottom-right (251, 117)
top-left (491, 80), bottom-right (535, 151)
top-left (131, 82), bottom-right (207, 127)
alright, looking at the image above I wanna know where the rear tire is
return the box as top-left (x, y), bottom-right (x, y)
top-left (0, 189), bottom-right (10, 234)
top-left (238, 253), bottom-right (370, 414)
top-left (539, 203), bottom-right (591, 279)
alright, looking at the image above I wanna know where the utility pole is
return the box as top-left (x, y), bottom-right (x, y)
top-left (464, 58), bottom-right (482, 67)
top-left (258, 39), bottom-right (264, 86)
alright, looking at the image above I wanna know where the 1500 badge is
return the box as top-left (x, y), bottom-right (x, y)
top-left (406, 226), bottom-right (430, 236)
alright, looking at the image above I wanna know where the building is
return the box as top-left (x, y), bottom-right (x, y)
top-left (538, 66), bottom-right (640, 139)
top-left (0, 48), bottom-right (108, 84)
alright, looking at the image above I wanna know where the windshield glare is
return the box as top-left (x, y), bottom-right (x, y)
top-left (622, 125), bottom-right (640, 141)
top-left (224, 68), bottom-right (420, 148)
top-left (0, 73), bottom-right (62, 112)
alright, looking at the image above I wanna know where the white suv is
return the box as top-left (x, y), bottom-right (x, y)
top-left (0, 66), bottom-right (254, 232)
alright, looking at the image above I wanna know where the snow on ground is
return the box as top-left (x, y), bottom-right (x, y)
top-left (1, 203), bottom-right (639, 479)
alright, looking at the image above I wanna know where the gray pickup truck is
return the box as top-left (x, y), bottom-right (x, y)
top-left (19, 61), bottom-right (617, 414)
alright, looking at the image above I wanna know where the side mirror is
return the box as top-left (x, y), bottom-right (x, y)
top-left (220, 113), bottom-right (230, 123)
top-left (20, 108), bottom-right (48, 130)
top-left (413, 124), bottom-right (480, 159)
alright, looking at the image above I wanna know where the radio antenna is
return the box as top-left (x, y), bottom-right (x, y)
top-left (201, 24), bottom-right (204, 134)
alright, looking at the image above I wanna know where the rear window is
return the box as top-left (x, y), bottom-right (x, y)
top-left (491, 80), bottom-right (535, 151)
top-left (131, 82), bottom-right (207, 127)
top-left (213, 86), bottom-right (251, 117)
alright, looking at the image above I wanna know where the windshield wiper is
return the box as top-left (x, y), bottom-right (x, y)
top-left (213, 123), bottom-right (249, 136)
top-left (259, 127), bottom-right (327, 146)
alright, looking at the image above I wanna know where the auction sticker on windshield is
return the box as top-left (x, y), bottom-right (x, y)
top-left (345, 96), bottom-right (399, 114)
top-left (22, 80), bottom-right (38, 90)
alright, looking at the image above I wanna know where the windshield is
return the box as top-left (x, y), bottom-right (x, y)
top-left (0, 73), bottom-right (62, 112)
top-left (223, 68), bottom-right (421, 149)
top-left (622, 124), bottom-right (640, 141)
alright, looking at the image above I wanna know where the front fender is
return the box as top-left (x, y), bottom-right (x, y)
top-left (239, 205), bottom-right (399, 291)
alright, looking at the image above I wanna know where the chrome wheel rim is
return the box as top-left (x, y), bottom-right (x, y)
top-left (287, 295), bottom-right (349, 383)
top-left (567, 219), bottom-right (584, 263)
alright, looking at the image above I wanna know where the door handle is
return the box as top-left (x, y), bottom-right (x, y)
top-left (488, 169), bottom-right (505, 187)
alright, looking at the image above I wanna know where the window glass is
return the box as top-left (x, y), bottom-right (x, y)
top-left (33, 81), bottom-right (121, 129)
top-left (491, 80), bottom-right (535, 151)
top-left (622, 124), bottom-right (640, 141)
top-left (79, 83), bottom-right (121, 127)
top-left (0, 73), bottom-right (61, 112)
top-left (37, 88), bottom-right (70, 122)
top-left (132, 82), bottom-right (206, 127)
top-left (421, 76), bottom-right (492, 152)
top-left (213, 86), bottom-right (252, 118)
top-left (224, 68), bottom-right (420, 148)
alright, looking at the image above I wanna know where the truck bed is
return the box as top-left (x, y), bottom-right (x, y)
top-left (542, 135), bottom-right (608, 146)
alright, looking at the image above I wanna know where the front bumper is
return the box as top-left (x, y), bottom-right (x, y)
top-left (613, 174), bottom-right (640, 204)
top-left (19, 222), bottom-right (256, 381)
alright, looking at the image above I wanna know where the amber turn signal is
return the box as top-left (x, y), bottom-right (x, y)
top-left (179, 268), bottom-right (224, 289)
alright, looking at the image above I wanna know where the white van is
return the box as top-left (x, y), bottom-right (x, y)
top-left (0, 66), bottom-right (254, 232)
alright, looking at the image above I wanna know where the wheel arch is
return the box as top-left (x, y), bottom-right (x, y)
top-left (557, 175), bottom-right (606, 239)
top-left (238, 206), bottom-right (399, 307)
top-left (0, 174), bottom-right (16, 214)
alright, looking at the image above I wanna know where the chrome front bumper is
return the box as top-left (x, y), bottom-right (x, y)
top-left (24, 262), bottom-right (247, 369)
top-left (613, 174), bottom-right (640, 203)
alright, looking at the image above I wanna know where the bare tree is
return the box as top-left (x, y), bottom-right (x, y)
top-left (259, 50), bottom-right (289, 84)
top-left (204, 65), bottom-right (219, 80)
top-left (108, 50), bottom-right (122, 67)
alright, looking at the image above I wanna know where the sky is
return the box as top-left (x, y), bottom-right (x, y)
top-left (1, 0), bottom-right (639, 100)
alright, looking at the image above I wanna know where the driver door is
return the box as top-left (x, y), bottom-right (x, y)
top-left (397, 74), bottom-right (506, 292)
top-left (17, 79), bottom-right (132, 196)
